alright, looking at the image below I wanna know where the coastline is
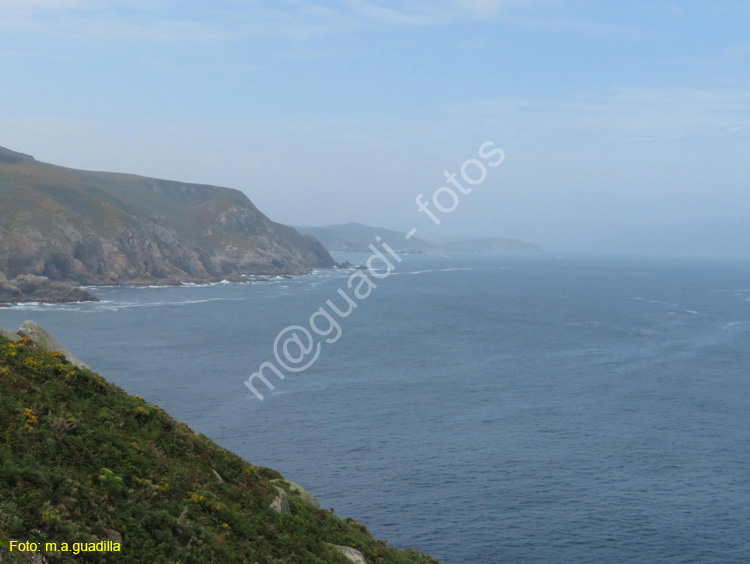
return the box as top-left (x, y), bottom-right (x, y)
top-left (0, 265), bottom-right (354, 307)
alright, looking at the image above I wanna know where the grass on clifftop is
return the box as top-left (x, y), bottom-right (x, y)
top-left (0, 335), bottom-right (441, 564)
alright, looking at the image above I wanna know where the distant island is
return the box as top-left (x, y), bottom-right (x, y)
top-left (0, 146), bottom-right (335, 304)
top-left (297, 223), bottom-right (543, 255)
top-left (298, 223), bottom-right (435, 253)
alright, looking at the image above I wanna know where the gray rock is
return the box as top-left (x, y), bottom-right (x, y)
top-left (17, 320), bottom-right (90, 370)
top-left (211, 468), bottom-right (224, 483)
top-left (270, 480), bottom-right (320, 509)
top-left (269, 486), bottom-right (290, 514)
top-left (0, 328), bottom-right (19, 341)
top-left (0, 274), bottom-right (98, 304)
top-left (0, 272), bottom-right (22, 302)
top-left (332, 545), bottom-right (367, 564)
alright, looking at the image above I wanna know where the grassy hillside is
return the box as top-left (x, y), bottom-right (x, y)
top-left (0, 331), bottom-right (440, 564)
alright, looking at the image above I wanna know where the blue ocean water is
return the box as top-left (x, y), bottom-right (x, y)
top-left (2, 254), bottom-right (750, 563)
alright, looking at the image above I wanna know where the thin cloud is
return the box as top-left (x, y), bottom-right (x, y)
top-left (456, 0), bottom-right (527, 15)
top-left (0, 0), bottom-right (556, 42)
top-left (444, 86), bottom-right (750, 140)
top-left (343, 0), bottom-right (453, 26)
top-left (0, 0), bottom-right (97, 9)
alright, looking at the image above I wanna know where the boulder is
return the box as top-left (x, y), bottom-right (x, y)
top-left (17, 320), bottom-right (90, 370)
top-left (269, 486), bottom-right (290, 514)
top-left (270, 479), bottom-right (320, 509)
top-left (332, 546), bottom-right (367, 564)
top-left (0, 328), bottom-right (19, 341)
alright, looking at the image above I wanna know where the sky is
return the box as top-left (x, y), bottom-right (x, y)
top-left (0, 0), bottom-right (748, 250)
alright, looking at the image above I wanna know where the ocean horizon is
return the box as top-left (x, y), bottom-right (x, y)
top-left (2, 252), bottom-right (749, 564)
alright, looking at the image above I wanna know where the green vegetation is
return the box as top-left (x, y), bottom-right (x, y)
top-left (0, 334), bottom-right (440, 564)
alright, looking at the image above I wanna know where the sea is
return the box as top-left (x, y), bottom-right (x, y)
top-left (2, 253), bottom-right (749, 564)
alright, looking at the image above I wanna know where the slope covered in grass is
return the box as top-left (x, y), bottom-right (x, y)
top-left (0, 332), bottom-right (440, 564)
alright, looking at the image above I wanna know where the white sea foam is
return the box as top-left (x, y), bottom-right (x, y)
top-left (180, 280), bottom-right (236, 288)
top-left (404, 267), bottom-right (504, 276)
top-left (714, 289), bottom-right (750, 293)
top-left (634, 297), bottom-right (701, 315)
top-left (78, 297), bottom-right (245, 312)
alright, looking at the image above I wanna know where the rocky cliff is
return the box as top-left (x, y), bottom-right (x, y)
top-left (0, 146), bottom-right (335, 302)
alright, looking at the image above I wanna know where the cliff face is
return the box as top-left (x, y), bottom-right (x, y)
top-left (0, 147), bottom-right (335, 298)
top-left (0, 323), bottom-right (441, 563)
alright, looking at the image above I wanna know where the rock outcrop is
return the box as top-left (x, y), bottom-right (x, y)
top-left (333, 545), bottom-right (368, 564)
top-left (269, 486), bottom-right (291, 514)
top-left (0, 271), bottom-right (98, 305)
top-left (0, 328), bottom-right (18, 341)
top-left (0, 320), bottom-right (90, 369)
top-left (16, 320), bottom-right (90, 369)
top-left (271, 479), bottom-right (321, 509)
top-left (0, 146), bottom-right (336, 303)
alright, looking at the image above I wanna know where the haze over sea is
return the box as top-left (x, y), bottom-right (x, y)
top-left (2, 253), bottom-right (749, 564)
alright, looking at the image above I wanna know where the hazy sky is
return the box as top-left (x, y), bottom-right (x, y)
top-left (1, 0), bottom-right (748, 250)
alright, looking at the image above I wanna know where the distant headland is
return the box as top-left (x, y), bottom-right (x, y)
top-left (0, 146), bottom-right (335, 304)
top-left (297, 223), bottom-right (543, 255)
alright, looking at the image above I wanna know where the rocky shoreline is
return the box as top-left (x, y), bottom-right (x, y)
top-left (0, 272), bottom-right (99, 305)
top-left (0, 266), bottom-right (355, 306)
